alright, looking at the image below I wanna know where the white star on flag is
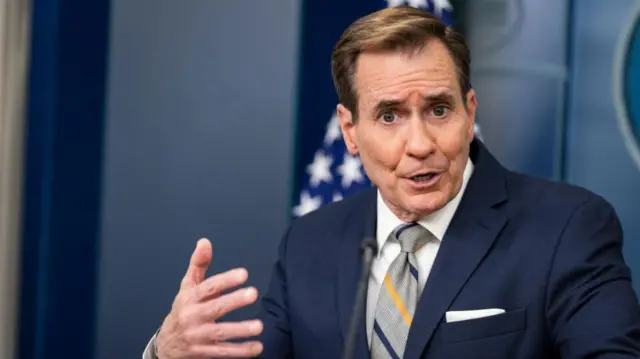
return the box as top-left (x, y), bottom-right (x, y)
top-left (386, 0), bottom-right (428, 8)
top-left (431, 0), bottom-right (453, 16)
top-left (386, 0), bottom-right (407, 7)
top-left (324, 112), bottom-right (342, 145)
top-left (306, 150), bottom-right (333, 187)
top-left (292, 191), bottom-right (323, 217)
top-left (407, 0), bottom-right (429, 9)
top-left (337, 154), bottom-right (365, 188)
top-left (333, 192), bottom-right (344, 203)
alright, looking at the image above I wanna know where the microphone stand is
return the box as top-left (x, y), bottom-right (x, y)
top-left (341, 238), bottom-right (378, 359)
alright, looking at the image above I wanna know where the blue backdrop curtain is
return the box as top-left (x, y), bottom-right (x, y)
top-left (17, 0), bottom-right (111, 358)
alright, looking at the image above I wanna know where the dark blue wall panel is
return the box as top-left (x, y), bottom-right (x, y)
top-left (564, 0), bottom-right (640, 293)
top-left (94, 1), bottom-right (299, 358)
top-left (464, 0), bottom-right (570, 180)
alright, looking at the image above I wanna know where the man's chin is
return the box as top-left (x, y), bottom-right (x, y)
top-left (404, 192), bottom-right (448, 217)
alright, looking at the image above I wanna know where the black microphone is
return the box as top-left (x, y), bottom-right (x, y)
top-left (341, 237), bottom-right (378, 359)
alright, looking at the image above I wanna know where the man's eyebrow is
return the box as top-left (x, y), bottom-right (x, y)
top-left (424, 92), bottom-right (455, 104)
top-left (372, 91), bottom-right (457, 113)
top-left (373, 99), bottom-right (403, 113)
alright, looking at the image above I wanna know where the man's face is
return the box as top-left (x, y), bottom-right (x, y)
top-left (337, 38), bottom-right (477, 221)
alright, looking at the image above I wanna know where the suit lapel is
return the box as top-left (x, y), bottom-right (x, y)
top-left (337, 189), bottom-right (377, 359)
top-left (403, 140), bottom-right (509, 359)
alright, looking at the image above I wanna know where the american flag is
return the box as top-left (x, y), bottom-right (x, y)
top-left (292, 0), bottom-right (481, 217)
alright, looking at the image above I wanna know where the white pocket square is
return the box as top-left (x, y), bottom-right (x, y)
top-left (445, 308), bottom-right (505, 323)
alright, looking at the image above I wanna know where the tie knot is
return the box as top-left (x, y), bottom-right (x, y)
top-left (392, 223), bottom-right (430, 253)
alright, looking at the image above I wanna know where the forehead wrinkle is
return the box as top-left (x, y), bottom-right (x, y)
top-left (359, 64), bottom-right (456, 93)
top-left (365, 80), bottom-right (457, 109)
top-left (355, 41), bottom-right (460, 94)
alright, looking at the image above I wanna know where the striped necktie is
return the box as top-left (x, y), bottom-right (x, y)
top-left (370, 222), bottom-right (431, 359)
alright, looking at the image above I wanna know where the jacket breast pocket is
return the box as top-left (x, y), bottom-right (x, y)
top-left (440, 308), bottom-right (526, 343)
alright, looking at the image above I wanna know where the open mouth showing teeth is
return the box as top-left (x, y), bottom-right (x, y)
top-left (411, 173), bottom-right (438, 182)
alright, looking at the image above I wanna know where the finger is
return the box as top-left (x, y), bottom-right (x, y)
top-left (199, 286), bottom-right (258, 320)
top-left (187, 320), bottom-right (263, 343)
top-left (192, 341), bottom-right (263, 358)
top-left (195, 267), bottom-right (249, 302)
top-left (181, 238), bottom-right (213, 290)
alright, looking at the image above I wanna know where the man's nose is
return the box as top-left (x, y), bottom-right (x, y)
top-left (405, 115), bottom-right (435, 158)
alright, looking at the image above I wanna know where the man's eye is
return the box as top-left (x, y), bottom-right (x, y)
top-left (380, 112), bottom-right (396, 123)
top-left (432, 105), bottom-right (449, 117)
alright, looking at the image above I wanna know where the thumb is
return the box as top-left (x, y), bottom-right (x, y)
top-left (180, 238), bottom-right (212, 290)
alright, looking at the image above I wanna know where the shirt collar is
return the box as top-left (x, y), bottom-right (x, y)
top-left (376, 157), bottom-right (474, 251)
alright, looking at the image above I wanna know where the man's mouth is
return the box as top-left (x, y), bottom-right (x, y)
top-left (410, 172), bottom-right (439, 182)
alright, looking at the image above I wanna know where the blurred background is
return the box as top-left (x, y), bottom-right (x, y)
top-left (0, 0), bottom-right (639, 358)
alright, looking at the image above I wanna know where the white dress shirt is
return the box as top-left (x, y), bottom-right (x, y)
top-left (365, 158), bottom-right (474, 345)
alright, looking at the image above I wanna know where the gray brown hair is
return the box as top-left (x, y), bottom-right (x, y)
top-left (331, 6), bottom-right (471, 121)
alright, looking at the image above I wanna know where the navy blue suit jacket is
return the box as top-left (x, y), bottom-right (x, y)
top-left (257, 139), bottom-right (640, 359)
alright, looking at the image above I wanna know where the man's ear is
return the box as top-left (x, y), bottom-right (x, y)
top-left (464, 89), bottom-right (478, 141)
top-left (337, 103), bottom-right (359, 155)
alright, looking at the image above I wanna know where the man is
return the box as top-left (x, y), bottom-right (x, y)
top-left (144, 6), bottom-right (640, 359)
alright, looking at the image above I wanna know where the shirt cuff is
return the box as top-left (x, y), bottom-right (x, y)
top-left (142, 329), bottom-right (161, 359)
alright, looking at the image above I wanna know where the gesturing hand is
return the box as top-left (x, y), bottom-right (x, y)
top-left (155, 238), bottom-right (263, 358)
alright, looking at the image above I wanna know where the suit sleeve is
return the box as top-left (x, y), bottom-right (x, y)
top-left (256, 227), bottom-right (294, 359)
top-left (546, 197), bottom-right (640, 358)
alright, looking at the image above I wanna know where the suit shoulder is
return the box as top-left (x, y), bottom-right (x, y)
top-left (289, 188), bottom-right (376, 232)
top-left (278, 188), bottom-right (376, 260)
top-left (505, 171), bottom-right (615, 213)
